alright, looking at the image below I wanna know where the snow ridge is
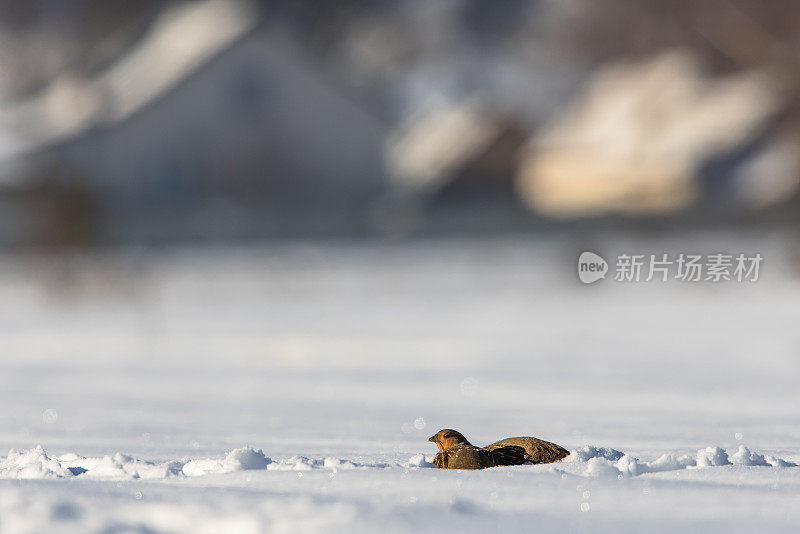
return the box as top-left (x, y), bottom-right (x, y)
top-left (561, 444), bottom-right (797, 479)
top-left (0, 445), bottom-right (795, 481)
top-left (0, 446), bottom-right (420, 480)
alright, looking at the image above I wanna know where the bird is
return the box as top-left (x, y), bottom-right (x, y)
top-left (428, 430), bottom-right (496, 469)
top-left (428, 429), bottom-right (569, 470)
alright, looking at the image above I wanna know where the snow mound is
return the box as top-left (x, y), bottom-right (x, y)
top-left (2, 446), bottom-right (270, 480)
top-left (585, 457), bottom-right (625, 479)
top-left (576, 451), bottom-right (695, 479)
top-left (560, 444), bottom-right (795, 478)
top-left (407, 453), bottom-right (437, 468)
top-left (183, 452), bottom-right (370, 474)
top-left (323, 457), bottom-right (358, 470)
top-left (183, 448), bottom-right (363, 475)
top-left (567, 445), bottom-right (625, 462)
top-left (269, 455), bottom-right (318, 471)
top-left (224, 447), bottom-right (271, 470)
top-left (60, 452), bottom-right (185, 480)
top-left (646, 453), bottom-right (697, 472)
top-left (696, 446), bottom-right (731, 467)
top-left (0, 446), bottom-right (74, 479)
top-left (267, 456), bottom-right (366, 471)
top-left (730, 445), bottom-right (797, 467)
top-left (181, 458), bottom-right (225, 477)
top-left (183, 447), bottom-right (271, 476)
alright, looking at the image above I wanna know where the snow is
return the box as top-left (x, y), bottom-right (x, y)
top-left (730, 445), bottom-right (797, 468)
top-left (54, 451), bottom-right (185, 480)
top-left (407, 453), bottom-right (437, 468)
top-left (0, 446), bottom-right (73, 479)
top-left (1, 233), bottom-right (799, 532)
top-left (557, 444), bottom-right (794, 479)
top-left (696, 446), bottom-right (731, 467)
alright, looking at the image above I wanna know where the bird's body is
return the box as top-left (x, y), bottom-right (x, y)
top-left (484, 444), bottom-right (529, 466)
top-left (428, 429), bottom-right (568, 470)
top-left (433, 443), bottom-right (495, 470)
top-left (485, 436), bottom-right (569, 464)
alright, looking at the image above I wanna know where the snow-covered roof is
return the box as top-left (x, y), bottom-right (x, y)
top-left (0, 0), bottom-right (256, 168)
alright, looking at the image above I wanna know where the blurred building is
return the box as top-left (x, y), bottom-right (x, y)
top-left (0, 0), bottom-right (389, 246)
top-left (1, 0), bottom-right (799, 247)
top-left (515, 51), bottom-right (795, 218)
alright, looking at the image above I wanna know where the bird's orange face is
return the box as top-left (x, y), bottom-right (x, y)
top-left (428, 429), bottom-right (470, 451)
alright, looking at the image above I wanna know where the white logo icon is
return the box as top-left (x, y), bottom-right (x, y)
top-left (578, 251), bottom-right (608, 284)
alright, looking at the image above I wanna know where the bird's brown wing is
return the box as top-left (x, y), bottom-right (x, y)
top-left (487, 445), bottom-right (528, 466)
top-left (484, 437), bottom-right (569, 464)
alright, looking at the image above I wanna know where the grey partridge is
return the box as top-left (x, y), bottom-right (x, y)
top-left (428, 429), bottom-right (568, 470)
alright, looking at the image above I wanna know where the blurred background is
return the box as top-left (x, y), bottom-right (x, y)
top-left (0, 0), bottom-right (799, 246)
top-left (1, 0), bottom-right (800, 462)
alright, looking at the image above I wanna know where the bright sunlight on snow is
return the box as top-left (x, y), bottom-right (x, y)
top-left (1, 233), bottom-right (799, 533)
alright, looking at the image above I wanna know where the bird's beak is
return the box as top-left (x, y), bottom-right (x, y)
top-left (428, 435), bottom-right (437, 443)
